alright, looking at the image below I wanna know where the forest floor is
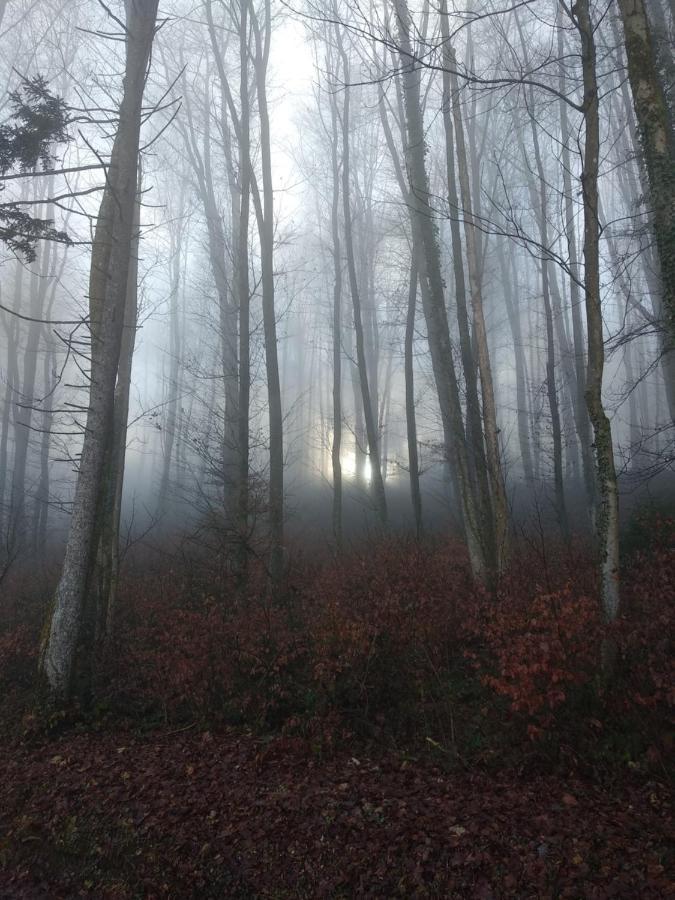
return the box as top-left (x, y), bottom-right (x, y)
top-left (0, 723), bottom-right (673, 898)
top-left (1, 527), bottom-right (673, 897)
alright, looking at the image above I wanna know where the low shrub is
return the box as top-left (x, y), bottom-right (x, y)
top-left (2, 527), bottom-right (672, 767)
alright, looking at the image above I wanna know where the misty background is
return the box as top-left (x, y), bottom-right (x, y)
top-left (0, 0), bottom-right (672, 576)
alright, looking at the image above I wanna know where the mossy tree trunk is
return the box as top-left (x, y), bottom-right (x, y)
top-left (617, 0), bottom-right (675, 413)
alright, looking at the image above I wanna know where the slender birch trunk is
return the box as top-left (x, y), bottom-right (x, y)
top-left (557, 15), bottom-right (597, 508)
top-left (575, 0), bottom-right (621, 628)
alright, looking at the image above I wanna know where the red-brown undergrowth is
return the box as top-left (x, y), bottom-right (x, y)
top-left (1, 527), bottom-right (673, 762)
top-left (0, 529), bottom-right (673, 896)
top-left (81, 530), bottom-right (673, 764)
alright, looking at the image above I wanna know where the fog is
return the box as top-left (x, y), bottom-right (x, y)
top-left (0, 0), bottom-right (672, 625)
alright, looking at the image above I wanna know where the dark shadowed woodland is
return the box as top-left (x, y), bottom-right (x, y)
top-left (0, 0), bottom-right (673, 895)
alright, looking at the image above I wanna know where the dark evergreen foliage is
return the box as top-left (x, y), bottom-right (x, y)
top-left (0, 75), bottom-right (71, 261)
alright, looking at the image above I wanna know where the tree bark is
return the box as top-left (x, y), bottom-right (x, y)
top-left (40, 0), bottom-right (158, 700)
top-left (94, 162), bottom-right (142, 643)
top-left (32, 343), bottom-right (56, 556)
top-left (392, 0), bottom-right (490, 580)
top-left (439, 0), bottom-right (494, 555)
top-left (558, 13), bottom-right (596, 509)
top-left (157, 187), bottom-right (185, 518)
top-left (617, 0), bottom-right (675, 411)
top-left (448, 47), bottom-right (510, 570)
top-left (337, 32), bottom-right (387, 524)
top-left (236, 0), bottom-right (252, 587)
top-left (10, 200), bottom-right (53, 546)
top-left (178, 56), bottom-right (240, 526)
top-left (497, 246), bottom-right (534, 485)
top-left (519, 102), bottom-right (569, 538)
top-left (0, 263), bottom-right (22, 546)
top-left (405, 259), bottom-right (423, 536)
top-left (575, 0), bottom-right (621, 625)
top-left (328, 62), bottom-right (343, 549)
top-left (250, 0), bottom-right (284, 587)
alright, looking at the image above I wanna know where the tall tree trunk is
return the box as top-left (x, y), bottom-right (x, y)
top-left (498, 246), bottom-right (534, 485)
top-left (0, 264), bottom-right (21, 544)
top-left (178, 58), bottom-right (240, 526)
top-left (32, 345), bottom-right (55, 556)
top-left (623, 333), bottom-right (644, 469)
top-left (405, 259), bottom-right (423, 536)
top-left (448, 47), bottom-right (510, 570)
top-left (31, 236), bottom-right (68, 555)
top-left (94, 163), bottom-right (142, 643)
top-left (548, 270), bottom-right (582, 486)
top-left (0, 360), bottom-right (13, 544)
top-left (575, 0), bottom-right (621, 627)
top-left (392, 0), bottom-right (490, 580)
top-left (10, 207), bottom-right (53, 546)
top-left (607, 15), bottom-right (674, 420)
top-left (236, 0), bottom-right (252, 588)
top-left (439, 0), bottom-right (494, 555)
top-left (379, 342), bottom-right (393, 479)
top-left (374, 65), bottom-right (425, 530)
top-left (521, 106), bottom-right (569, 538)
top-left (40, 0), bottom-right (159, 700)
top-left (612, 131), bottom-right (675, 421)
top-left (337, 34), bottom-right (387, 524)
top-left (349, 344), bottom-right (368, 482)
top-left (158, 189), bottom-right (185, 518)
top-left (250, 0), bottom-right (284, 587)
top-left (558, 14), bottom-right (596, 509)
top-left (328, 69), bottom-right (343, 549)
top-left (617, 0), bottom-right (675, 410)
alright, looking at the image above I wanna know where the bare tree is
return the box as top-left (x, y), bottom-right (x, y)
top-left (336, 25), bottom-right (387, 524)
top-left (404, 258), bottom-right (422, 536)
top-left (325, 42), bottom-right (344, 547)
top-left (573, 0), bottom-right (621, 628)
top-left (447, 44), bottom-right (510, 570)
top-left (249, 0), bottom-right (285, 587)
top-left (40, 0), bottom-right (159, 700)
top-left (93, 162), bottom-right (142, 642)
top-left (391, 0), bottom-right (492, 580)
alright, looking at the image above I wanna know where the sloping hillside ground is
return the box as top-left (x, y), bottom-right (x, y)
top-left (1, 524), bottom-right (673, 897)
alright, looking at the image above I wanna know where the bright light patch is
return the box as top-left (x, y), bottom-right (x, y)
top-left (341, 451), bottom-right (371, 482)
top-left (342, 451), bottom-right (356, 478)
